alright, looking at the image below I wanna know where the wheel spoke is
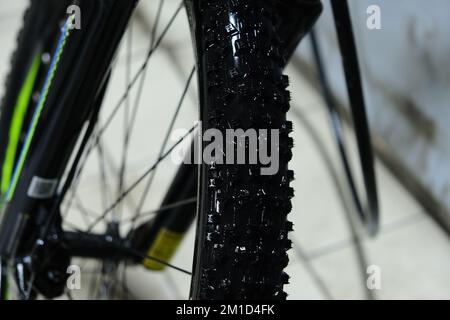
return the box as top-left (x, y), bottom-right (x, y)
top-left (150, 0), bottom-right (165, 49)
top-left (124, 247), bottom-right (191, 275)
top-left (61, 125), bottom-right (101, 220)
top-left (123, 197), bottom-right (196, 224)
top-left (97, 136), bottom-right (114, 217)
top-left (73, 195), bottom-right (100, 220)
top-left (116, 23), bottom-right (134, 219)
top-left (72, 195), bottom-right (95, 228)
top-left (85, 125), bottom-right (196, 232)
top-left (130, 66), bottom-right (196, 227)
top-left (62, 1), bottom-right (184, 211)
top-left (89, 1), bottom-right (183, 150)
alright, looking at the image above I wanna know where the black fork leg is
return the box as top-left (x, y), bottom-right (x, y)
top-left (130, 162), bottom-right (198, 253)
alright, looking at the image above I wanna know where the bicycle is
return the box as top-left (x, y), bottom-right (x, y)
top-left (0, 0), bottom-right (378, 300)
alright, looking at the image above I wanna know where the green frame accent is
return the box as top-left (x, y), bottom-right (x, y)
top-left (1, 53), bottom-right (41, 195)
top-left (5, 16), bottom-right (74, 202)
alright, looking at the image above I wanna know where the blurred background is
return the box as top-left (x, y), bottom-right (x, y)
top-left (0, 0), bottom-right (449, 299)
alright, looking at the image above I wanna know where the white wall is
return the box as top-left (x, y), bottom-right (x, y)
top-left (297, 0), bottom-right (450, 216)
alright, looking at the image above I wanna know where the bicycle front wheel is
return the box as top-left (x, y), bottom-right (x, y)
top-left (0, 0), bottom-right (295, 300)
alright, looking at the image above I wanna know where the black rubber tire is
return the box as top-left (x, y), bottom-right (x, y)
top-left (191, 0), bottom-right (294, 300)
